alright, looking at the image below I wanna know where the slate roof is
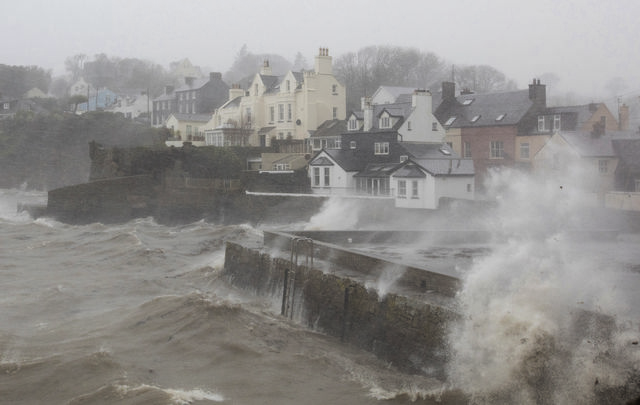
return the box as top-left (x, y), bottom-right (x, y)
top-left (436, 89), bottom-right (534, 128)
top-left (398, 142), bottom-right (475, 176)
top-left (546, 104), bottom-right (594, 130)
top-left (354, 162), bottom-right (403, 178)
top-left (175, 78), bottom-right (210, 92)
top-left (374, 86), bottom-right (416, 103)
top-left (310, 119), bottom-right (347, 138)
top-left (558, 130), bottom-right (617, 157)
top-left (260, 75), bottom-right (281, 94)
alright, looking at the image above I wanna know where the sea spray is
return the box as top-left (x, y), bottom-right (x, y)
top-left (447, 167), bottom-right (640, 404)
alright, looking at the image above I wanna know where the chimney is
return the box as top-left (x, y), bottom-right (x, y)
top-left (314, 47), bottom-right (332, 75)
top-left (619, 103), bottom-right (630, 131)
top-left (528, 78), bottom-right (546, 108)
top-left (209, 72), bottom-right (222, 81)
top-left (260, 59), bottom-right (272, 75)
top-left (442, 82), bottom-right (456, 102)
top-left (229, 83), bottom-right (244, 101)
top-left (411, 89), bottom-right (432, 113)
top-left (363, 97), bottom-right (373, 131)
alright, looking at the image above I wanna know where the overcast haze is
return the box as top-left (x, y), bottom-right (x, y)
top-left (4, 0), bottom-right (640, 97)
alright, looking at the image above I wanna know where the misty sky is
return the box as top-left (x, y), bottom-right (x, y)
top-left (4, 0), bottom-right (640, 98)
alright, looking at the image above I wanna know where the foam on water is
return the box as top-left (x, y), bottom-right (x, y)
top-left (447, 167), bottom-right (640, 404)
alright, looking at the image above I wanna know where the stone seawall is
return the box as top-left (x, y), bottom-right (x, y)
top-left (223, 241), bottom-right (459, 377)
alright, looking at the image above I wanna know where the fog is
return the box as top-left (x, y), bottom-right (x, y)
top-left (4, 0), bottom-right (640, 98)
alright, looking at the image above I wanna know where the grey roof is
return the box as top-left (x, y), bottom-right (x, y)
top-left (170, 113), bottom-right (212, 122)
top-left (398, 142), bottom-right (475, 176)
top-left (375, 86), bottom-right (417, 103)
top-left (175, 77), bottom-right (210, 92)
top-left (392, 163), bottom-right (427, 178)
top-left (437, 89), bottom-right (534, 128)
top-left (309, 156), bottom-right (334, 166)
top-left (558, 131), bottom-right (617, 157)
top-left (354, 162), bottom-right (402, 178)
top-left (310, 119), bottom-right (347, 138)
top-left (221, 96), bottom-right (242, 109)
top-left (260, 75), bottom-right (281, 94)
top-left (153, 93), bottom-right (175, 102)
top-left (613, 138), bottom-right (640, 171)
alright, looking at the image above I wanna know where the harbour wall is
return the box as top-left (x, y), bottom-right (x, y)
top-left (223, 238), bottom-right (460, 378)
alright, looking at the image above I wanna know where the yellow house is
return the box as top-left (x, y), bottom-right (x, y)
top-left (206, 48), bottom-right (345, 147)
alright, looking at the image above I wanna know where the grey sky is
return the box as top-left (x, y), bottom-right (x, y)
top-left (4, 0), bottom-right (639, 97)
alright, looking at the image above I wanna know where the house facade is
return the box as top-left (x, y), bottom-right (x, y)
top-left (165, 113), bottom-right (212, 146)
top-left (308, 89), bottom-right (474, 209)
top-left (207, 48), bottom-right (345, 147)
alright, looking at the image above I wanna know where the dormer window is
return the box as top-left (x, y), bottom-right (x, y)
top-left (375, 142), bottom-right (389, 155)
top-left (348, 117), bottom-right (358, 130)
top-left (496, 114), bottom-right (506, 121)
top-left (553, 114), bottom-right (561, 130)
top-left (380, 116), bottom-right (391, 128)
top-left (445, 116), bottom-right (456, 126)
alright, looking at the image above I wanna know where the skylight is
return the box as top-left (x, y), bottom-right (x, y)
top-left (445, 116), bottom-right (456, 126)
top-left (462, 99), bottom-right (474, 105)
top-left (471, 115), bottom-right (481, 123)
top-left (496, 114), bottom-right (506, 121)
top-left (439, 148), bottom-right (451, 156)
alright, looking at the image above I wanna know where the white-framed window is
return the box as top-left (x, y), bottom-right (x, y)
top-left (186, 125), bottom-right (192, 136)
top-left (411, 181), bottom-right (419, 199)
top-left (324, 167), bottom-right (330, 186)
top-left (464, 141), bottom-right (472, 158)
top-left (348, 118), bottom-right (358, 130)
top-left (380, 116), bottom-right (390, 128)
top-left (287, 104), bottom-right (292, 121)
top-left (400, 155), bottom-right (408, 162)
top-left (553, 114), bottom-right (561, 130)
top-left (313, 167), bottom-right (320, 186)
top-left (269, 106), bottom-right (275, 123)
top-left (286, 80), bottom-right (290, 91)
top-left (278, 132), bottom-right (284, 140)
top-left (490, 141), bottom-right (504, 158)
top-left (278, 104), bottom-right (284, 121)
top-left (350, 141), bottom-right (356, 149)
top-left (3, 102), bottom-right (9, 110)
top-left (374, 142), bottom-right (389, 155)
top-left (397, 180), bottom-right (406, 198)
top-left (407, 121), bottom-right (412, 131)
top-left (520, 142), bottom-right (530, 159)
top-left (599, 159), bottom-right (608, 174)
top-left (635, 179), bottom-right (640, 192)
top-left (335, 139), bottom-right (341, 149)
top-left (332, 84), bottom-right (337, 94)
top-left (333, 107), bottom-right (337, 119)
top-left (538, 115), bottom-right (545, 131)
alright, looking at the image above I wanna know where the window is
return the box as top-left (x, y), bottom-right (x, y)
top-left (490, 141), bottom-right (504, 158)
top-left (445, 116), bottom-right (456, 126)
top-left (496, 114), bottom-right (506, 121)
top-left (333, 107), bottom-right (337, 119)
top-left (635, 179), bottom-right (640, 192)
top-left (375, 142), bottom-right (389, 155)
top-left (324, 167), bottom-right (330, 186)
top-left (467, 184), bottom-right (472, 193)
top-left (335, 139), bottom-right (341, 149)
top-left (553, 114), bottom-right (561, 130)
top-left (186, 125), bottom-right (192, 136)
top-left (313, 167), bottom-right (320, 186)
top-left (348, 118), bottom-right (358, 130)
top-left (407, 121), bottom-right (412, 131)
top-left (398, 180), bottom-right (406, 198)
top-left (350, 141), bottom-right (356, 149)
top-left (599, 159), bottom-right (608, 174)
top-left (286, 80), bottom-right (290, 91)
top-left (463, 141), bottom-right (472, 158)
top-left (278, 132), bottom-right (284, 140)
top-left (3, 102), bottom-right (9, 110)
top-left (432, 122), bottom-right (438, 131)
top-left (332, 84), bottom-right (337, 94)
top-left (254, 84), bottom-right (258, 96)
top-left (411, 181), bottom-right (419, 199)
top-left (538, 115), bottom-right (545, 131)
top-left (278, 104), bottom-right (284, 121)
top-left (380, 116), bottom-right (390, 128)
top-left (269, 106), bottom-right (275, 123)
top-left (400, 155), bottom-right (408, 162)
top-left (246, 108), bottom-right (252, 124)
top-left (287, 132), bottom-right (292, 139)
top-left (471, 115), bottom-right (481, 123)
top-left (462, 98), bottom-right (474, 105)
top-left (287, 104), bottom-right (292, 121)
top-left (520, 142), bottom-right (530, 159)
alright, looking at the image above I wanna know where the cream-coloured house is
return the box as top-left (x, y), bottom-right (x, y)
top-left (205, 48), bottom-right (345, 147)
top-left (165, 113), bottom-right (212, 147)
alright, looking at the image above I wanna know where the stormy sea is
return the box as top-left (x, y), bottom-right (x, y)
top-left (2, 167), bottom-right (640, 404)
